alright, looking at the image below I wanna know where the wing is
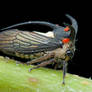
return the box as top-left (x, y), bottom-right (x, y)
top-left (0, 29), bottom-right (62, 55)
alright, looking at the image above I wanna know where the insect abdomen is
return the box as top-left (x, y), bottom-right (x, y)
top-left (15, 52), bottom-right (44, 59)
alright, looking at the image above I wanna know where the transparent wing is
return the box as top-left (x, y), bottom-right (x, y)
top-left (0, 29), bottom-right (62, 55)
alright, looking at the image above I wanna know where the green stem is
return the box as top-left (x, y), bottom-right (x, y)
top-left (0, 56), bottom-right (92, 92)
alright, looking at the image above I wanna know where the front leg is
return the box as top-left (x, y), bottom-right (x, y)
top-left (29, 58), bottom-right (56, 72)
top-left (62, 61), bottom-right (67, 85)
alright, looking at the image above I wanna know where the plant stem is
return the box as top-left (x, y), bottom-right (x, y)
top-left (0, 56), bottom-right (92, 92)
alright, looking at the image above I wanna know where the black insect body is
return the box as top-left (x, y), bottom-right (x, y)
top-left (0, 14), bottom-right (78, 84)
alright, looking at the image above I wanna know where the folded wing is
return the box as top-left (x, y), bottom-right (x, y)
top-left (0, 29), bottom-right (62, 55)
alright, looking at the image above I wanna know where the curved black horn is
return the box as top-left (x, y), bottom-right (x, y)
top-left (66, 14), bottom-right (78, 34)
top-left (1, 21), bottom-right (58, 31)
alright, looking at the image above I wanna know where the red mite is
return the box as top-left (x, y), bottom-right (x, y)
top-left (63, 26), bottom-right (70, 44)
top-left (64, 26), bottom-right (70, 32)
top-left (62, 38), bottom-right (70, 43)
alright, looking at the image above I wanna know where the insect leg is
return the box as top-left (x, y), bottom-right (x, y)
top-left (62, 61), bottom-right (67, 85)
top-left (54, 63), bottom-right (58, 69)
top-left (29, 58), bottom-right (55, 72)
top-left (27, 52), bottom-right (55, 65)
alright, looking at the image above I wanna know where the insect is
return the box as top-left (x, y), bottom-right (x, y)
top-left (0, 14), bottom-right (78, 84)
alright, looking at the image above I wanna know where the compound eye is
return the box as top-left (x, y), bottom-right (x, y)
top-left (64, 26), bottom-right (70, 32)
top-left (66, 50), bottom-right (74, 58)
top-left (66, 50), bottom-right (71, 54)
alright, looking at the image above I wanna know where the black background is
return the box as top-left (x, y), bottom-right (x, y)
top-left (0, 2), bottom-right (90, 79)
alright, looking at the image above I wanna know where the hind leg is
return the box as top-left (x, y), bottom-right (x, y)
top-left (27, 52), bottom-right (55, 65)
top-left (29, 58), bottom-right (55, 72)
top-left (62, 61), bottom-right (67, 85)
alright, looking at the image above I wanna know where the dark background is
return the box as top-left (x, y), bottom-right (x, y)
top-left (0, 2), bottom-right (90, 79)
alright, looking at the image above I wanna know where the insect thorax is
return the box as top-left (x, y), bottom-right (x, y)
top-left (52, 41), bottom-right (75, 61)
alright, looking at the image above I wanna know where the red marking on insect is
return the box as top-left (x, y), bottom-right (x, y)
top-left (62, 38), bottom-right (70, 43)
top-left (64, 26), bottom-right (70, 32)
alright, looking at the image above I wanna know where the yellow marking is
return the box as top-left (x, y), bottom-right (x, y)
top-left (0, 40), bottom-right (12, 43)
top-left (20, 54), bottom-right (25, 58)
top-left (65, 56), bottom-right (70, 62)
top-left (16, 52), bottom-right (32, 59)
top-left (29, 54), bottom-right (42, 59)
top-left (29, 45), bottom-right (38, 48)
top-left (15, 52), bottom-right (21, 57)
top-left (24, 55), bottom-right (30, 59)
top-left (34, 52), bottom-right (44, 57)
top-left (15, 52), bottom-right (43, 59)
top-left (29, 55), bottom-right (35, 59)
